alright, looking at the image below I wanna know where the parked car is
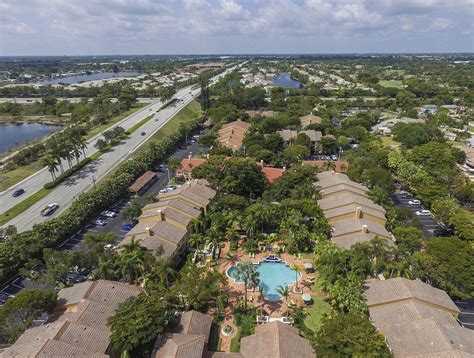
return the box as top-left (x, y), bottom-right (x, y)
top-left (399, 191), bottom-right (411, 196)
top-left (166, 186), bottom-right (177, 192)
top-left (94, 218), bottom-right (107, 226)
top-left (331, 155), bottom-right (338, 160)
top-left (122, 223), bottom-right (133, 231)
top-left (408, 200), bottom-right (421, 205)
top-left (40, 203), bottom-right (59, 216)
top-left (159, 188), bottom-right (168, 194)
top-left (104, 244), bottom-right (117, 250)
top-left (415, 210), bottom-right (431, 216)
top-left (101, 210), bottom-right (117, 218)
top-left (12, 188), bottom-right (25, 197)
top-left (158, 164), bottom-right (166, 172)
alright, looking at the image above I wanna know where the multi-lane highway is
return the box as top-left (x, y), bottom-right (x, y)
top-left (0, 65), bottom-right (238, 231)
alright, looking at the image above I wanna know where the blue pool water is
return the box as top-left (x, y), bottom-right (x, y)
top-left (227, 261), bottom-right (301, 301)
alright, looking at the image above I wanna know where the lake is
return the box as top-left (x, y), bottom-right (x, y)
top-left (36, 71), bottom-right (143, 85)
top-left (0, 122), bottom-right (61, 153)
top-left (272, 72), bottom-right (301, 89)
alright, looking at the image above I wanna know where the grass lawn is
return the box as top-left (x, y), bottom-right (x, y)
top-left (85, 107), bottom-right (142, 140)
top-left (0, 188), bottom-right (51, 225)
top-left (380, 136), bottom-right (401, 149)
top-left (127, 115), bottom-right (153, 134)
top-left (0, 160), bottom-right (45, 191)
top-left (378, 80), bottom-right (403, 88)
top-left (96, 100), bottom-right (202, 186)
top-left (303, 296), bottom-right (331, 333)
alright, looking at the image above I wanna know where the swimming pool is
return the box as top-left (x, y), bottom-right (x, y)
top-left (227, 258), bottom-right (301, 301)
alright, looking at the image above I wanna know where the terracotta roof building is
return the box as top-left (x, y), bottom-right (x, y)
top-left (153, 310), bottom-right (212, 358)
top-left (315, 171), bottom-right (393, 249)
top-left (240, 322), bottom-right (315, 358)
top-left (122, 179), bottom-right (216, 262)
top-left (129, 170), bottom-right (157, 195)
top-left (2, 280), bottom-right (141, 357)
top-left (218, 120), bottom-right (251, 150)
top-left (154, 314), bottom-right (315, 358)
top-left (364, 278), bottom-right (474, 357)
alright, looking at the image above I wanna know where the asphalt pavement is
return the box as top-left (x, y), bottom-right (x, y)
top-left (390, 191), bottom-right (450, 238)
top-left (0, 66), bottom-right (236, 231)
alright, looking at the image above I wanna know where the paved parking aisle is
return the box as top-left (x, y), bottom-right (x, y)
top-left (390, 191), bottom-right (451, 238)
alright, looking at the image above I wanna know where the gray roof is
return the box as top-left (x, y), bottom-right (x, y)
top-left (3, 280), bottom-right (141, 357)
top-left (240, 321), bottom-right (315, 358)
top-left (318, 193), bottom-right (385, 213)
top-left (364, 278), bottom-right (473, 358)
top-left (276, 129), bottom-right (298, 142)
top-left (155, 334), bottom-right (206, 358)
top-left (323, 203), bottom-right (387, 222)
top-left (315, 171), bottom-right (368, 192)
top-left (331, 218), bottom-right (391, 239)
top-left (175, 310), bottom-right (212, 343)
top-left (301, 130), bottom-right (322, 142)
top-left (319, 183), bottom-right (368, 198)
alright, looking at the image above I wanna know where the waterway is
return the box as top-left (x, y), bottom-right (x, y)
top-left (0, 122), bottom-right (61, 153)
top-left (272, 72), bottom-right (301, 89)
top-left (36, 71), bottom-right (143, 85)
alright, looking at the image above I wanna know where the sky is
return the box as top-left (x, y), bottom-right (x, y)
top-left (0, 0), bottom-right (473, 56)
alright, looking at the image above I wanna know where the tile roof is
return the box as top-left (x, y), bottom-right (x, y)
top-left (300, 114), bottom-right (322, 127)
top-left (218, 120), bottom-right (251, 149)
top-left (154, 310), bottom-right (212, 358)
top-left (175, 310), bottom-right (213, 343)
top-left (318, 183), bottom-right (367, 198)
top-left (364, 278), bottom-right (473, 358)
top-left (301, 130), bottom-right (322, 142)
top-left (318, 193), bottom-right (385, 213)
top-left (276, 129), bottom-right (298, 142)
top-left (331, 218), bottom-right (391, 239)
top-left (2, 280), bottom-right (141, 357)
top-left (129, 171), bottom-right (157, 193)
top-left (323, 203), bottom-right (387, 222)
top-left (240, 321), bottom-right (315, 358)
top-left (155, 333), bottom-right (206, 358)
top-left (177, 158), bottom-right (207, 174)
top-left (315, 171), bottom-right (368, 192)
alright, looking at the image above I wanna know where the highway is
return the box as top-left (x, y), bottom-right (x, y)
top-left (0, 66), bottom-right (237, 231)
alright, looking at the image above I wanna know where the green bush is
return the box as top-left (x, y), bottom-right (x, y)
top-left (44, 158), bottom-right (92, 189)
top-left (0, 116), bottom-right (203, 283)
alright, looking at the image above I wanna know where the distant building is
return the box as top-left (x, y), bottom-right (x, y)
top-left (2, 280), bottom-right (141, 357)
top-left (245, 110), bottom-right (275, 118)
top-left (299, 114), bottom-right (322, 128)
top-left (420, 104), bottom-right (438, 115)
top-left (129, 171), bottom-right (157, 196)
top-left (217, 120), bottom-right (251, 150)
top-left (276, 129), bottom-right (322, 153)
top-left (364, 278), bottom-right (474, 357)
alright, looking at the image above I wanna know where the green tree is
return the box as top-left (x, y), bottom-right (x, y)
top-left (275, 285), bottom-right (290, 317)
top-left (327, 273), bottom-right (367, 314)
top-left (315, 313), bottom-right (392, 357)
top-left (122, 200), bottom-right (143, 224)
top-left (233, 261), bottom-right (260, 310)
top-left (0, 289), bottom-right (57, 343)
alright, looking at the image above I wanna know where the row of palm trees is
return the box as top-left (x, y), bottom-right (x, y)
top-left (42, 127), bottom-right (88, 180)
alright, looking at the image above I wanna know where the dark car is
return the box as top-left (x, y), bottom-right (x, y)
top-left (141, 131), bottom-right (146, 136)
top-left (12, 188), bottom-right (25, 197)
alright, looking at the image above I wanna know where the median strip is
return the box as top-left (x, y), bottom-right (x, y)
top-left (0, 188), bottom-right (51, 225)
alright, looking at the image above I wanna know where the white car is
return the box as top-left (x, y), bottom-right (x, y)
top-left (101, 210), bottom-right (117, 218)
top-left (408, 200), bottom-right (421, 205)
top-left (104, 244), bottom-right (117, 250)
top-left (159, 188), bottom-right (168, 194)
top-left (399, 191), bottom-right (410, 196)
top-left (94, 218), bottom-right (107, 226)
top-left (416, 210), bottom-right (431, 216)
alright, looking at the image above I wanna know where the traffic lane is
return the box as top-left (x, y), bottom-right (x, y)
top-left (6, 92), bottom-right (197, 231)
top-left (0, 98), bottom-right (164, 211)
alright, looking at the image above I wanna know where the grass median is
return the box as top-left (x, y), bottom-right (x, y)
top-left (0, 188), bottom-right (51, 226)
top-left (97, 100), bottom-right (202, 186)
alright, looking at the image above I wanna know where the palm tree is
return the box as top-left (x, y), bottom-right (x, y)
top-left (188, 233), bottom-right (205, 250)
top-left (388, 259), bottom-right (413, 279)
top-left (369, 236), bottom-right (390, 275)
top-left (153, 258), bottom-right (176, 289)
top-left (290, 263), bottom-right (302, 292)
top-left (258, 284), bottom-right (267, 317)
top-left (190, 216), bottom-right (204, 234)
top-left (233, 261), bottom-right (260, 310)
top-left (117, 238), bottom-right (146, 283)
top-left (275, 285), bottom-right (290, 317)
top-left (42, 155), bottom-right (58, 180)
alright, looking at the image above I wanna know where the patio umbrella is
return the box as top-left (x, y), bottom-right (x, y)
top-left (303, 262), bottom-right (313, 270)
top-left (301, 293), bottom-right (312, 302)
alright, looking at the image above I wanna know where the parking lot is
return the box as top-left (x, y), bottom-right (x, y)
top-left (0, 137), bottom-right (204, 304)
top-left (390, 191), bottom-right (451, 238)
top-left (455, 299), bottom-right (474, 330)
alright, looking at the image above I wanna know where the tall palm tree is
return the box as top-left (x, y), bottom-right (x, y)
top-left (188, 233), bottom-right (205, 250)
top-left (42, 155), bottom-right (58, 180)
top-left (275, 285), bottom-right (290, 317)
top-left (233, 261), bottom-right (260, 310)
top-left (290, 263), bottom-right (302, 292)
top-left (388, 259), bottom-right (413, 279)
top-left (369, 236), bottom-right (390, 275)
top-left (258, 284), bottom-right (267, 317)
top-left (153, 258), bottom-right (176, 289)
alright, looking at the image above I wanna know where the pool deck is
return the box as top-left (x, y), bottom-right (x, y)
top-left (213, 241), bottom-right (325, 352)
